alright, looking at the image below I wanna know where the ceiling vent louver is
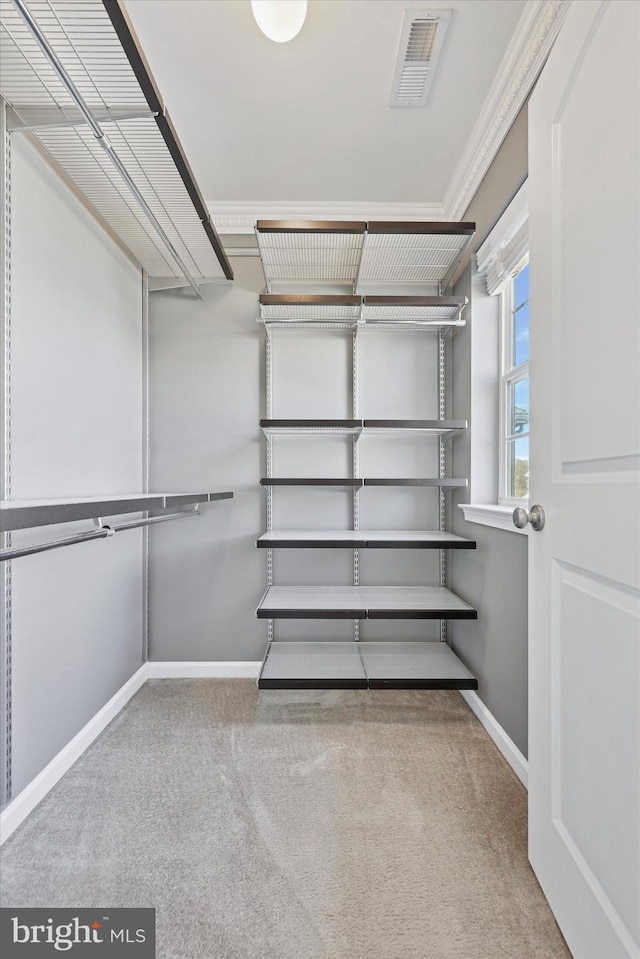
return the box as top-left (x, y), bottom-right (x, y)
top-left (390, 9), bottom-right (452, 108)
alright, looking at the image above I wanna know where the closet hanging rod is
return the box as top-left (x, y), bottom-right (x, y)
top-left (0, 508), bottom-right (200, 563)
top-left (11, 0), bottom-right (205, 300)
top-left (0, 526), bottom-right (113, 562)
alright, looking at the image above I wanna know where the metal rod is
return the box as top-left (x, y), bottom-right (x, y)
top-left (265, 329), bottom-right (274, 645)
top-left (0, 509), bottom-right (200, 562)
top-left (0, 526), bottom-right (113, 562)
top-left (11, 0), bottom-right (204, 300)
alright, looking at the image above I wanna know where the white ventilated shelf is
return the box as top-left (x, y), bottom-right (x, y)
top-left (257, 530), bottom-right (476, 549)
top-left (258, 641), bottom-right (477, 690)
top-left (360, 642), bottom-right (476, 688)
top-left (358, 227), bottom-right (473, 285)
top-left (260, 478), bottom-right (363, 487)
top-left (363, 420), bottom-right (467, 436)
top-left (260, 419), bottom-right (362, 436)
top-left (260, 478), bottom-right (467, 489)
top-left (260, 642), bottom-right (366, 686)
top-left (260, 419), bottom-right (467, 438)
top-left (258, 294), bottom-right (467, 333)
top-left (0, 0), bottom-right (231, 282)
top-left (362, 478), bottom-right (468, 488)
top-left (255, 222), bottom-right (365, 283)
top-left (255, 221), bottom-right (475, 290)
top-left (256, 586), bottom-right (477, 620)
top-left (0, 491), bottom-right (232, 531)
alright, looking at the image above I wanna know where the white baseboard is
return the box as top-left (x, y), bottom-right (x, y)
top-left (0, 664), bottom-right (149, 845)
top-left (146, 661), bottom-right (261, 678)
top-left (0, 662), bottom-right (263, 843)
top-left (459, 689), bottom-right (528, 789)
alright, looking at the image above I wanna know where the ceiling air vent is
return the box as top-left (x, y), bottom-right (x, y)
top-left (390, 9), bottom-right (452, 107)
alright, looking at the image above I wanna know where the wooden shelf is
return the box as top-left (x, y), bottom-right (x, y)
top-left (257, 530), bottom-right (476, 549)
top-left (256, 586), bottom-right (477, 620)
top-left (258, 641), bottom-right (478, 690)
top-left (260, 419), bottom-right (362, 435)
top-left (255, 221), bottom-right (476, 290)
top-left (261, 478), bottom-right (467, 489)
top-left (260, 478), bottom-right (363, 488)
top-left (260, 419), bottom-right (467, 437)
top-left (364, 478), bottom-right (468, 488)
top-left (258, 294), bottom-right (468, 332)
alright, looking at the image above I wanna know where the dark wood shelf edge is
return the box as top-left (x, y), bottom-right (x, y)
top-left (368, 678), bottom-right (478, 690)
top-left (257, 609), bottom-right (477, 620)
top-left (260, 479), bottom-right (363, 487)
top-left (257, 609), bottom-right (367, 619)
top-left (256, 538), bottom-right (476, 549)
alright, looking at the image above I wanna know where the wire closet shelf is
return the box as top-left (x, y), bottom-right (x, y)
top-left (0, 0), bottom-right (232, 290)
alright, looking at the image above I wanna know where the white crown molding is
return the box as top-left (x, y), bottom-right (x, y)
top-left (209, 200), bottom-right (445, 235)
top-left (443, 0), bottom-right (570, 221)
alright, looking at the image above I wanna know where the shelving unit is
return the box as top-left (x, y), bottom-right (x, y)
top-left (255, 225), bottom-right (477, 690)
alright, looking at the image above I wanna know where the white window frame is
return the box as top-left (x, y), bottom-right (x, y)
top-left (458, 179), bottom-right (530, 533)
top-left (498, 255), bottom-right (529, 506)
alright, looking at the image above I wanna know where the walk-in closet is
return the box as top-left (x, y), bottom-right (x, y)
top-left (1, 3), bottom-right (638, 959)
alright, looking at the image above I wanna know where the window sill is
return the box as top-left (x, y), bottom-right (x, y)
top-left (458, 503), bottom-right (528, 534)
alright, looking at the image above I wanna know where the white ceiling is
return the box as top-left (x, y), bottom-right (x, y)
top-left (123, 0), bottom-right (526, 209)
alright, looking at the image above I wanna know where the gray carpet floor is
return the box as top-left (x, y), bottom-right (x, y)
top-left (0, 680), bottom-right (571, 959)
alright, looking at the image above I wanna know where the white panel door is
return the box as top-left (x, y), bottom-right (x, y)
top-left (528, 2), bottom-right (640, 957)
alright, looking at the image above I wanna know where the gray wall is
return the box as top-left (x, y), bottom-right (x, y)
top-left (449, 102), bottom-right (529, 758)
top-left (148, 258), bottom-right (264, 661)
top-left (4, 134), bottom-right (145, 797)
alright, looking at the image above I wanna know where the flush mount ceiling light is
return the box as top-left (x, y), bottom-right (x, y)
top-left (251, 1), bottom-right (307, 43)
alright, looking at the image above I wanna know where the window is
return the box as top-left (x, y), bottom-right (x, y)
top-left (499, 257), bottom-right (529, 504)
top-left (458, 179), bottom-right (530, 532)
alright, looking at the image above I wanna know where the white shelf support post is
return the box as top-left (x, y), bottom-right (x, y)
top-left (439, 332), bottom-right (447, 643)
top-left (265, 329), bottom-right (274, 645)
top-left (352, 329), bottom-right (360, 641)
top-left (1, 100), bottom-right (13, 805)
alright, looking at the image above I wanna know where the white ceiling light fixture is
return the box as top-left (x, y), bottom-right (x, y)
top-left (251, 1), bottom-right (307, 43)
top-left (390, 9), bottom-right (452, 107)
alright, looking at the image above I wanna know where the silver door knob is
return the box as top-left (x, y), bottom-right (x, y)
top-left (512, 504), bottom-right (545, 531)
